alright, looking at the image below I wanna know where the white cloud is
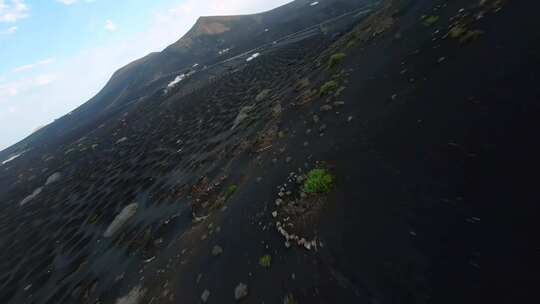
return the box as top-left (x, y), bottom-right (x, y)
top-left (12, 57), bottom-right (55, 73)
top-left (104, 19), bottom-right (116, 32)
top-left (0, 25), bottom-right (17, 34)
top-left (0, 0), bottom-right (29, 23)
top-left (0, 73), bottom-right (57, 100)
top-left (56, 0), bottom-right (96, 4)
top-left (56, 0), bottom-right (77, 5)
top-left (12, 63), bottom-right (33, 72)
top-left (35, 73), bottom-right (57, 86)
top-left (37, 58), bottom-right (55, 65)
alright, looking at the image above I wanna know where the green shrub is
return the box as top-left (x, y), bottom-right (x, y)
top-left (259, 254), bottom-right (272, 268)
top-left (225, 185), bottom-right (237, 200)
top-left (283, 294), bottom-right (298, 304)
top-left (346, 39), bottom-right (358, 49)
top-left (327, 53), bottom-right (346, 70)
top-left (319, 80), bottom-right (339, 96)
top-left (423, 15), bottom-right (439, 27)
top-left (303, 169), bottom-right (334, 194)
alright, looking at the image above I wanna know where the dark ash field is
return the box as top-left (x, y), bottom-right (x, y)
top-left (1, 0), bottom-right (539, 303)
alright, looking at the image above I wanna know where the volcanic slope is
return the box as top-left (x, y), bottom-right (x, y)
top-left (1, 0), bottom-right (540, 303)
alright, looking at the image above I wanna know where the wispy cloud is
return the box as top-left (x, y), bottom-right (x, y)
top-left (0, 0), bottom-right (29, 23)
top-left (0, 73), bottom-right (58, 100)
top-left (12, 57), bottom-right (55, 73)
top-left (0, 25), bottom-right (17, 34)
top-left (104, 19), bottom-right (116, 32)
top-left (56, 0), bottom-right (96, 5)
top-left (55, 0), bottom-right (77, 5)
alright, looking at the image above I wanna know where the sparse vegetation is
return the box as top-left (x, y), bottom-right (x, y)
top-left (346, 38), bottom-right (358, 49)
top-left (319, 80), bottom-right (339, 96)
top-left (449, 24), bottom-right (467, 39)
top-left (423, 15), bottom-right (439, 27)
top-left (459, 29), bottom-right (484, 44)
top-left (327, 53), bottom-right (346, 70)
top-left (283, 293), bottom-right (298, 304)
top-left (225, 185), bottom-right (238, 200)
top-left (259, 254), bottom-right (272, 268)
top-left (303, 168), bottom-right (334, 194)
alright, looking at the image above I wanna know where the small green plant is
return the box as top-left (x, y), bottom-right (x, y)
top-left (225, 185), bottom-right (238, 200)
top-left (327, 53), bottom-right (346, 70)
top-left (259, 254), bottom-right (272, 268)
top-left (319, 80), bottom-right (339, 96)
top-left (449, 24), bottom-right (467, 39)
top-left (303, 169), bottom-right (334, 194)
top-left (423, 15), bottom-right (439, 27)
top-left (283, 294), bottom-right (298, 304)
top-left (346, 38), bottom-right (358, 49)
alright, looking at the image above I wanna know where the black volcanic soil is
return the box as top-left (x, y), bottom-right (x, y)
top-left (1, 0), bottom-right (540, 303)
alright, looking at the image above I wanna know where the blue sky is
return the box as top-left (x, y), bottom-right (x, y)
top-left (0, 0), bottom-right (291, 151)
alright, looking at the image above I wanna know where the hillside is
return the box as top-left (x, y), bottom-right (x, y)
top-left (1, 0), bottom-right (539, 303)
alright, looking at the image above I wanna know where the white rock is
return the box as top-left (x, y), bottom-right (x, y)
top-left (167, 74), bottom-right (186, 88)
top-left (231, 106), bottom-right (254, 130)
top-left (45, 172), bottom-right (62, 185)
top-left (234, 283), bottom-right (248, 300)
top-left (116, 137), bottom-right (128, 144)
top-left (212, 245), bottom-right (223, 256)
top-left (115, 285), bottom-right (146, 304)
top-left (1, 152), bottom-right (23, 165)
top-left (104, 203), bottom-right (138, 237)
top-left (201, 289), bottom-right (210, 303)
top-left (20, 187), bottom-right (43, 206)
top-left (246, 53), bottom-right (260, 62)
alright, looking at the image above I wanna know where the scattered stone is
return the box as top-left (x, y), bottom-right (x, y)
top-left (115, 285), bottom-right (146, 304)
top-left (19, 187), bottom-right (43, 206)
top-left (313, 115), bottom-right (320, 123)
top-left (303, 142), bottom-right (309, 147)
top-left (438, 56), bottom-right (446, 63)
top-left (45, 172), bottom-right (62, 185)
top-left (319, 124), bottom-right (327, 132)
top-left (231, 106), bottom-right (254, 130)
top-left (104, 203), bottom-right (138, 237)
top-left (320, 105), bottom-right (333, 111)
top-left (333, 101), bottom-right (345, 107)
top-left (285, 157), bottom-right (292, 163)
top-left (234, 283), bottom-right (248, 300)
top-left (116, 137), bottom-right (128, 144)
top-left (272, 211), bottom-right (278, 218)
top-left (275, 198), bottom-right (283, 206)
top-left (255, 89), bottom-right (271, 102)
top-left (201, 289), bottom-right (211, 303)
top-left (347, 116), bottom-right (354, 122)
top-left (212, 245), bottom-right (223, 256)
top-left (196, 274), bottom-right (203, 284)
